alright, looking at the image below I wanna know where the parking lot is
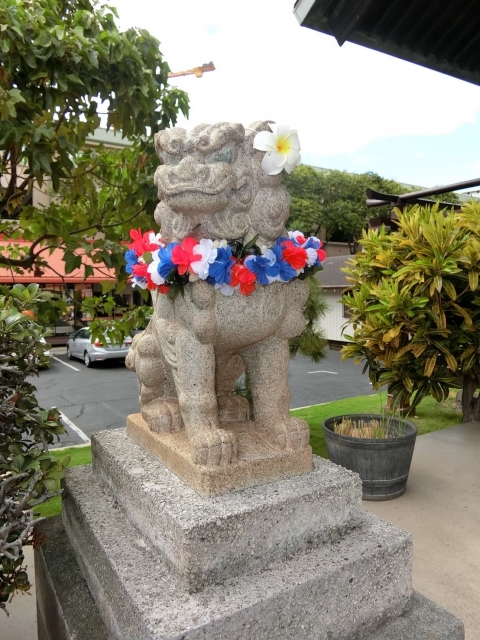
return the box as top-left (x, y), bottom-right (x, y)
top-left (35, 347), bottom-right (375, 447)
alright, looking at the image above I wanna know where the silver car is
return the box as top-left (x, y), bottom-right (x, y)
top-left (66, 328), bottom-right (132, 367)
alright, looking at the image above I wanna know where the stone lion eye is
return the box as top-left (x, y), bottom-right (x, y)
top-left (211, 148), bottom-right (233, 164)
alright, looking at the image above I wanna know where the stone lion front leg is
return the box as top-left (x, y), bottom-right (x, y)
top-left (176, 326), bottom-right (238, 466)
top-left (241, 335), bottom-right (310, 450)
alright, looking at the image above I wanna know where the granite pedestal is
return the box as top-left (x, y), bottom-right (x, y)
top-left (36, 427), bottom-right (464, 640)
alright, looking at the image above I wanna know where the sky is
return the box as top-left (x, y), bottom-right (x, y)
top-left (110, 0), bottom-right (480, 191)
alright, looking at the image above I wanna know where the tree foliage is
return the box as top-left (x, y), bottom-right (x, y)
top-left (283, 166), bottom-right (405, 246)
top-left (283, 165), bottom-right (461, 250)
top-left (289, 275), bottom-right (328, 363)
top-left (0, 0), bottom-right (188, 289)
top-left (342, 201), bottom-right (480, 422)
top-left (0, 284), bottom-right (67, 613)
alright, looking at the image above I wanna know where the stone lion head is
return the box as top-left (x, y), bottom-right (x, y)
top-left (153, 121), bottom-right (291, 246)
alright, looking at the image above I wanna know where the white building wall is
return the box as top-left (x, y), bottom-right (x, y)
top-left (316, 287), bottom-right (351, 342)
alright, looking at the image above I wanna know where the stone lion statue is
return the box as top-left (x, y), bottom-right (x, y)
top-left (126, 121), bottom-right (310, 466)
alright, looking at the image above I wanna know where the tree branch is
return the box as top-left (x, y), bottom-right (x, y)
top-left (0, 233), bottom-right (57, 268)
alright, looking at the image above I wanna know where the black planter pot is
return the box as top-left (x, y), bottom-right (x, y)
top-left (323, 414), bottom-right (418, 501)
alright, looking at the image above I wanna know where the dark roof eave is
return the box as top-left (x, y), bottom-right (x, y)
top-left (294, 0), bottom-right (480, 87)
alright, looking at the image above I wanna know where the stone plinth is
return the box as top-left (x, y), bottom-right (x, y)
top-left (126, 413), bottom-right (313, 497)
top-left (62, 464), bottom-right (413, 640)
top-left (36, 518), bottom-right (464, 640)
top-left (93, 428), bottom-right (361, 591)
top-left (35, 428), bottom-right (464, 640)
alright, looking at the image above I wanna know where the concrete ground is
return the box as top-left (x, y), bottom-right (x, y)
top-left (2, 423), bottom-right (478, 640)
top-left (364, 422), bottom-right (480, 640)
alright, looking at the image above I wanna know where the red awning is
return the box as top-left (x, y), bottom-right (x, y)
top-left (0, 241), bottom-right (116, 284)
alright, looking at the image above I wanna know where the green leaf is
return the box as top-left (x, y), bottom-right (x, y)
top-left (469, 271), bottom-right (478, 292)
top-left (84, 265), bottom-right (94, 280)
top-left (64, 253), bottom-right (82, 274)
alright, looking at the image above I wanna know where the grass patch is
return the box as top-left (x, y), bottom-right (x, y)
top-left (290, 391), bottom-right (462, 458)
top-left (34, 445), bottom-right (92, 518)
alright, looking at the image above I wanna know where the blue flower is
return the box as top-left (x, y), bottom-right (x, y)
top-left (271, 241), bottom-right (297, 282)
top-left (125, 249), bottom-right (138, 275)
top-left (158, 243), bottom-right (179, 279)
top-left (303, 236), bottom-right (321, 250)
top-left (208, 246), bottom-right (233, 285)
top-left (244, 254), bottom-right (273, 285)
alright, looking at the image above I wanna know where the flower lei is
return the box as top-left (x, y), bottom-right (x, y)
top-left (125, 230), bottom-right (326, 299)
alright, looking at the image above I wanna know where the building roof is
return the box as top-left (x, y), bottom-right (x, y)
top-left (85, 128), bottom-right (131, 149)
top-left (0, 241), bottom-right (115, 284)
top-left (294, 0), bottom-right (480, 86)
top-left (315, 254), bottom-right (351, 288)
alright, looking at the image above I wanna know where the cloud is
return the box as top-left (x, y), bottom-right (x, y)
top-left (111, 0), bottom-right (480, 159)
top-left (205, 24), bottom-right (220, 35)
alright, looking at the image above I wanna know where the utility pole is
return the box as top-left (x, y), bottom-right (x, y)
top-left (168, 62), bottom-right (215, 79)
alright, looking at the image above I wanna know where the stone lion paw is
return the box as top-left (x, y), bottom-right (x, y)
top-left (284, 417), bottom-right (310, 450)
top-left (142, 399), bottom-right (184, 433)
top-left (260, 416), bottom-right (310, 451)
top-left (190, 427), bottom-right (238, 467)
top-left (218, 394), bottom-right (250, 422)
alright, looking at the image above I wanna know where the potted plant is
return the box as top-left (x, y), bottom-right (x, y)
top-left (323, 413), bottom-right (417, 500)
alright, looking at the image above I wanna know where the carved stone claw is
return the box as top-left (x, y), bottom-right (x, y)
top-left (259, 417), bottom-right (310, 451)
top-left (190, 428), bottom-right (238, 467)
top-left (142, 399), bottom-right (184, 433)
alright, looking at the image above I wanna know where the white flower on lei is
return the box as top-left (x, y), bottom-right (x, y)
top-left (215, 282), bottom-right (239, 296)
top-left (148, 231), bottom-right (164, 247)
top-left (147, 250), bottom-right (165, 286)
top-left (253, 123), bottom-right (301, 176)
top-left (191, 238), bottom-right (218, 280)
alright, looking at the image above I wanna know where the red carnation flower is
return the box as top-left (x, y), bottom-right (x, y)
top-left (129, 229), bottom-right (161, 256)
top-left (281, 240), bottom-right (308, 269)
top-left (316, 248), bottom-right (327, 262)
top-left (171, 237), bottom-right (200, 275)
top-left (132, 262), bottom-right (154, 289)
top-left (230, 263), bottom-right (257, 296)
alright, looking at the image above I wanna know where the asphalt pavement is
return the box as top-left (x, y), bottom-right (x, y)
top-left (34, 347), bottom-right (375, 447)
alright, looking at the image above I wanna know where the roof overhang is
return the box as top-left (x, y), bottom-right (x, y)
top-left (294, 0), bottom-right (480, 87)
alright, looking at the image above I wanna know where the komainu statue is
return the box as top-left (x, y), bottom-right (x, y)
top-left (126, 121), bottom-right (324, 471)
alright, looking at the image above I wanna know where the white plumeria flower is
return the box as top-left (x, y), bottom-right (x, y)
top-left (253, 123), bottom-right (301, 176)
top-left (147, 250), bottom-right (165, 286)
top-left (191, 239), bottom-right (218, 280)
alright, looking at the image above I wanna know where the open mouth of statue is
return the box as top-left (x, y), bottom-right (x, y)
top-left (161, 177), bottom-right (232, 198)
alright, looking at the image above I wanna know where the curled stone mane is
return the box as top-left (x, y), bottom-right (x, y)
top-left (153, 120), bottom-right (291, 246)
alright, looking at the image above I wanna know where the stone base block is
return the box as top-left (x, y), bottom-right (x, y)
top-left (62, 465), bottom-right (416, 640)
top-left (36, 516), bottom-right (465, 640)
top-left (126, 413), bottom-right (313, 496)
top-left (35, 517), bottom-right (109, 640)
top-left (92, 428), bottom-right (362, 591)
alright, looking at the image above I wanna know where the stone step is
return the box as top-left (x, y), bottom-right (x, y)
top-left (62, 464), bottom-right (414, 640)
top-left (35, 518), bottom-right (464, 640)
top-left (91, 428), bottom-right (363, 592)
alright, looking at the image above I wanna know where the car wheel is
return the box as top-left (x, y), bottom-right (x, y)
top-left (84, 351), bottom-right (93, 368)
top-left (66, 346), bottom-right (73, 360)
